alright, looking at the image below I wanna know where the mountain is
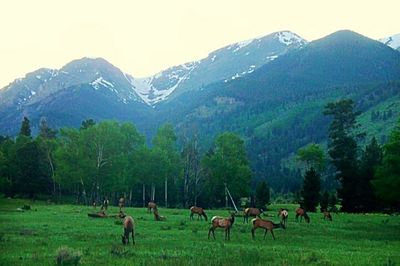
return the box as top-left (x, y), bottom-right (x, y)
top-left (130, 31), bottom-right (307, 105)
top-left (1, 30), bottom-right (399, 191)
top-left (379, 33), bottom-right (400, 51)
top-left (0, 58), bottom-right (153, 135)
top-left (158, 30), bottom-right (400, 190)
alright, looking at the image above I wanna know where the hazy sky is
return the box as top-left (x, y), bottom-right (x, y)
top-left (0, 0), bottom-right (399, 88)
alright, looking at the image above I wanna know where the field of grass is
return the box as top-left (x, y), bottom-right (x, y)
top-left (0, 198), bottom-right (399, 265)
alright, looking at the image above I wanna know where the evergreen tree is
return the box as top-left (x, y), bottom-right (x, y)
top-left (255, 181), bottom-right (270, 209)
top-left (328, 193), bottom-right (338, 212)
top-left (15, 140), bottom-right (49, 197)
top-left (324, 99), bottom-right (362, 212)
top-left (320, 191), bottom-right (329, 212)
top-left (39, 117), bottom-right (57, 139)
top-left (373, 120), bottom-right (400, 209)
top-left (301, 167), bottom-right (321, 212)
top-left (80, 119), bottom-right (96, 130)
top-left (19, 117), bottom-right (31, 137)
top-left (358, 137), bottom-right (383, 211)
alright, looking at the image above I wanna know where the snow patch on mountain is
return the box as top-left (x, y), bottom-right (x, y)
top-left (379, 33), bottom-right (400, 50)
top-left (91, 77), bottom-right (115, 90)
top-left (274, 31), bottom-right (306, 46)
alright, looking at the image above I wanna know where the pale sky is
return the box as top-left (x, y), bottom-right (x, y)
top-left (0, 0), bottom-right (399, 88)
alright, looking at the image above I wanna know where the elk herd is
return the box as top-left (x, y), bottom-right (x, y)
top-left (89, 197), bottom-right (332, 245)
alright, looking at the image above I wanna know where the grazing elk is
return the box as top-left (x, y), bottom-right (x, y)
top-left (101, 198), bottom-right (109, 211)
top-left (243, 207), bottom-right (263, 223)
top-left (295, 207), bottom-right (310, 223)
top-left (119, 197), bottom-right (125, 212)
top-left (323, 210), bottom-right (332, 221)
top-left (190, 206), bottom-right (208, 221)
top-left (148, 201), bottom-right (157, 212)
top-left (208, 213), bottom-right (235, 240)
top-left (121, 216), bottom-right (135, 245)
top-left (153, 209), bottom-right (166, 221)
top-left (278, 208), bottom-right (289, 226)
top-left (251, 218), bottom-right (285, 240)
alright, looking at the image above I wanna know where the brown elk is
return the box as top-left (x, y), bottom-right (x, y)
top-left (323, 210), bottom-right (332, 221)
top-left (148, 201), bottom-right (157, 212)
top-left (251, 218), bottom-right (285, 240)
top-left (278, 208), bottom-right (289, 226)
top-left (243, 208), bottom-right (263, 223)
top-left (295, 207), bottom-right (310, 223)
top-left (121, 216), bottom-right (135, 245)
top-left (208, 213), bottom-right (235, 240)
top-left (119, 197), bottom-right (125, 212)
top-left (153, 208), bottom-right (166, 221)
top-left (190, 206), bottom-right (208, 221)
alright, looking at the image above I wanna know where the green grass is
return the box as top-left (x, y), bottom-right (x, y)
top-left (0, 198), bottom-right (399, 265)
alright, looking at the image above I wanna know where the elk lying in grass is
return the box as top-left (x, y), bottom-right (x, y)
top-left (208, 213), bottom-right (235, 240)
top-left (119, 197), bottom-right (125, 211)
top-left (190, 206), bottom-right (208, 221)
top-left (153, 208), bottom-right (166, 221)
top-left (295, 207), bottom-right (310, 223)
top-left (251, 218), bottom-right (285, 240)
top-left (148, 202), bottom-right (157, 212)
top-left (278, 208), bottom-right (289, 226)
top-left (121, 216), bottom-right (135, 245)
top-left (243, 208), bottom-right (263, 223)
top-left (323, 210), bottom-right (332, 221)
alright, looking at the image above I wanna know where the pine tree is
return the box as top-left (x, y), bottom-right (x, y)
top-left (358, 137), bottom-right (382, 211)
top-left (19, 117), bottom-right (31, 137)
top-left (255, 181), bottom-right (270, 209)
top-left (324, 99), bottom-right (362, 212)
top-left (373, 120), bottom-right (400, 209)
top-left (39, 118), bottom-right (57, 139)
top-left (301, 167), bottom-right (321, 212)
top-left (320, 191), bottom-right (329, 212)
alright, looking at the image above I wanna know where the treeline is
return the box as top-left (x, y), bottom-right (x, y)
top-left (0, 118), bottom-right (253, 208)
top-left (298, 99), bottom-right (400, 212)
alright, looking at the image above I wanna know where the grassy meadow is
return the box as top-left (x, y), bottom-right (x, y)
top-left (0, 198), bottom-right (399, 265)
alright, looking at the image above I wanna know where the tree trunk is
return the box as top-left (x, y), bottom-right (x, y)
top-left (165, 177), bottom-right (168, 208)
top-left (129, 189), bottom-right (132, 207)
top-left (142, 184), bottom-right (146, 207)
top-left (225, 185), bottom-right (228, 208)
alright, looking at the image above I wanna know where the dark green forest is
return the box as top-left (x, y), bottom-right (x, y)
top-left (1, 99), bottom-right (399, 212)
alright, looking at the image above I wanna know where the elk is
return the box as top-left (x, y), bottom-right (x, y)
top-left (323, 210), bottom-right (332, 221)
top-left (251, 218), bottom-right (285, 240)
top-left (278, 208), bottom-right (289, 226)
top-left (119, 197), bottom-right (125, 212)
top-left (295, 207), bottom-right (310, 223)
top-left (153, 208), bottom-right (166, 221)
top-left (243, 207), bottom-right (263, 223)
top-left (101, 198), bottom-right (109, 211)
top-left (190, 206), bottom-right (208, 221)
top-left (121, 216), bottom-right (135, 245)
top-left (208, 213), bottom-right (235, 240)
top-left (148, 201), bottom-right (157, 212)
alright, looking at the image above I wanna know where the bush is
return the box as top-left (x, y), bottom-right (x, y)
top-left (56, 246), bottom-right (81, 266)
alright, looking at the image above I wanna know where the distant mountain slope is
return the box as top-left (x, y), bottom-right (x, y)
top-left (0, 58), bottom-right (152, 135)
top-left (157, 30), bottom-right (400, 191)
top-left (379, 33), bottom-right (400, 51)
top-left (131, 31), bottom-right (307, 104)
